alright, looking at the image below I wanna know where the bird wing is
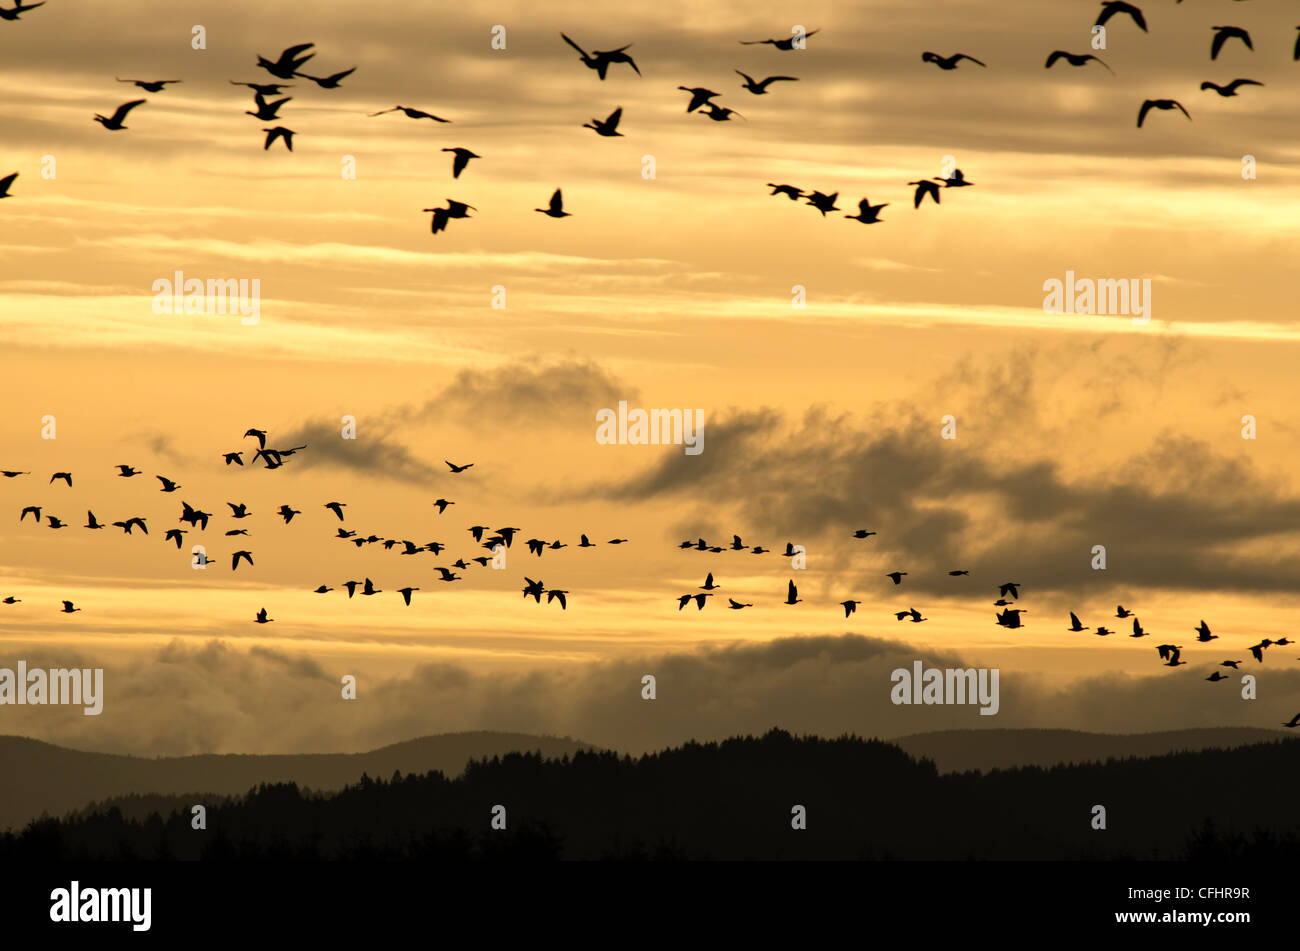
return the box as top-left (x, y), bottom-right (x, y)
top-left (560, 33), bottom-right (588, 57)
top-left (958, 55), bottom-right (986, 67)
top-left (1045, 50), bottom-right (1066, 68)
top-left (549, 189), bottom-right (564, 212)
top-left (607, 107), bottom-right (622, 127)
top-left (1137, 100), bottom-right (1153, 127)
top-left (1211, 32), bottom-right (1227, 59)
top-left (111, 99), bottom-right (147, 123)
top-left (1172, 100), bottom-right (1189, 118)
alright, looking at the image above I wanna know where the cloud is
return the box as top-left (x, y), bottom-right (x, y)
top-left (416, 357), bottom-right (636, 424)
top-left (274, 418), bottom-right (439, 483)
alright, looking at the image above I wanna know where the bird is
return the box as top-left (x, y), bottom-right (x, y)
top-left (994, 599), bottom-right (1012, 607)
top-left (909, 180), bottom-right (941, 208)
top-left (0, 470), bottom-right (29, 477)
top-left (784, 580), bottom-right (802, 605)
top-left (19, 506), bottom-right (40, 523)
top-left (313, 585), bottom-right (334, 594)
top-left (298, 67), bottom-right (356, 88)
top-left (546, 590), bottom-right (568, 610)
top-left (996, 608), bottom-right (1026, 629)
top-left (1200, 78), bottom-right (1262, 97)
top-left (934, 170), bottom-right (973, 188)
top-left (678, 592), bottom-right (711, 610)
top-left (886, 571), bottom-right (907, 585)
top-left (804, 191), bottom-right (840, 216)
top-left (854, 530), bottom-right (878, 539)
top-left (735, 71), bottom-right (798, 94)
top-left (368, 105), bottom-right (451, 122)
top-left (1206, 671), bottom-right (1229, 682)
top-left (117, 78), bottom-right (182, 93)
top-left (1096, 2), bottom-right (1147, 32)
top-left (559, 34), bottom-right (639, 79)
top-left (740, 30), bottom-right (820, 51)
top-left (1275, 637), bottom-right (1293, 647)
top-left (179, 502), bottom-right (211, 530)
top-left (583, 107), bottom-right (624, 136)
top-left (49, 471), bottom-right (71, 487)
top-left (1137, 99), bottom-right (1190, 128)
top-left (45, 516), bottom-right (65, 529)
top-left (766, 183), bottom-right (803, 200)
top-left (60, 600), bottom-right (80, 614)
top-left (434, 567), bottom-right (460, 582)
top-left (244, 428), bottom-right (268, 448)
top-left (1131, 619), bottom-right (1147, 638)
top-left (230, 81), bottom-right (293, 96)
top-left (93, 100), bottom-right (146, 130)
top-left (111, 517), bottom-right (147, 535)
top-left (998, 583), bottom-right (1021, 599)
top-left (277, 505), bottom-right (300, 524)
top-left (496, 527), bottom-right (521, 547)
top-left (1248, 640), bottom-right (1272, 662)
top-left (1156, 643), bottom-right (1180, 661)
top-left (948, 570), bottom-right (969, 576)
top-left (1283, 714), bottom-right (1300, 729)
top-left (227, 502), bottom-right (251, 519)
top-left (445, 460), bottom-right (474, 473)
top-left (921, 52), bottom-right (986, 70)
top-left (522, 578), bottom-right (545, 603)
top-left (423, 200), bottom-right (476, 235)
top-left (433, 499), bottom-right (454, 514)
top-left (324, 502), bottom-right (346, 520)
top-left (727, 599), bottom-right (752, 611)
top-left (231, 550), bottom-right (254, 571)
top-left (1115, 605), bottom-right (1133, 619)
top-left (252, 448), bottom-right (284, 469)
top-left (84, 511), bottom-right (104, 530)
top-left (1220, 660), bottom-right (1241, 669)
top-left (1164, 649), bottom-right (1185, 667)
top-left (700, 573), bottom-right (719, 590)
top-left (257, 43), bottom-right (315, 80)
top-left (678, 87), bottom-right (720, 112)
top-left (397, 587), bottom-right (419, 606)
top-left (1067, 612), bottom-right (1086, 632)
top-left (361, 578), bottom-right (381, 596)
top-left (1210, 26), bottom-right (1252, 60)
top-left (254, 608), bottom-right (273, 624)
top-left (845, 198), bottom-right (888, 224)
top-left (245, 92), bottom-right (292, 120)
top-left (0, 1), bottom-right (45, 21)
top-left (0, 172), bottom-right (15, 199)
top-left (700, 103), bottom-right (743, 122)
top-left (262, 127), bottom-right (294, 151)
top-left (1195, 620), bottom-right (1217, 642)
top-left (842, 600), bottom-right (861, 618)
top-left (156, 476), bottom-right (181, 492)
top-left (1044, 51), bottom-right (1113, 74)
top-left (342, 580), bottom-right (361, 598)
top-left (535, 189), bottom-right (571, 218)
top-left (1095, 627), bottom-right (1113, 637)
top-left (441, 148), bottom-right (480, 179)
top-left (163, 529), bottom-right (186, 548)
top-left (1, 597), bottom-right (18, 604)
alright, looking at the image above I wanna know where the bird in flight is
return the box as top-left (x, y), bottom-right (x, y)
top-left (1195, 621), bottom-right (1217, 642)
top-left (909, 179), bottom-right (941, 208)
top-left (678, 593), bottom-right (710, 610)
top-left (1096, 2), bottom-right (1147, 32)
top-left (0, 1), bottom-right (45, 21)
top-left (546, 589), bottom-right (568, 610)
top-left (1044, 51), bottom-right (1113, 74)
top-left (921, 52), bottom-right (985, 70)
top-left (740, 30), bottom-right (820, 51)
top-left (804, 191), bottom-right (840, 216)
top-left (1130, 619), bottom-right (1147, 638)
top-left (1, 470), bottom-right (29, 477)
top-left (784, 580), bottom-right (802, 605)
top-left (369, 105), bottom-right (451, 122)
top-left (262, 126), bottom-right (294, 151)
top-left (854, 530), bottom-right (878, 539)
top-left (1210, 26), bottom-right (1252, 60)
top-left (727, 598), bottom-right (752, 610)
top-left (433, 499), bottom-right (454, 514)
top-left (1094, 626), bottom-right (1112, 637)
top-left (886, 571), bottom-right (907, 585)
top-left (361, 578), bottom-right (381, 596)
top-left (445, 460), bottom-right (474, 473)
top-left (1206, 671), bottom-right (1229, 682)
top-left (231, 550), bottom-right (254, 571)
top-left (845, 198), bottom-right (887, 224)
top-left (700, 103), bottom-right (743, 122)
top-left (1200, 78), bottom-right (1262, 97)
top-left (1067, 612), bottom-right (1086, 632)
top-left (560, 34), bottom-right (640, 79)
top-left (1248, 639), bottom-right (1272, 662)
top-left (397, 586), bottom-right (419, 606)
top-left (948, 569), bottom-right (968, 576)
top-left (156, 476), bottom-right (181, 492)
top-left (583, 107), bottom-right (624, 137)
top-left (700, 573), bottom-right (720, 591)
top-left (766, 183), bottom-right (802, 201)
top-left (257, 43), bottom-right (315, 80)
top-left (536, 189), bottom-right (571, 218)
top-left (84, 511), bottom-right (104, 530)
top-left (20, 506), bottom-right (41, 523)
top-left (298, 67), bottom-right (356, 88)
top-left (179, 502), bottom-right (211, 530)
top-left (1137, 99), bottom-right (1190, 128)
top-left (0, 172), bottom-right (15, 200)
top-left (1115, 605), bottom-right (1133, 619)
top-left (94, 99), bottom-right (146, 131)
top-left (441, 148), bottom-right (479, 179)
top-left (678, 87), bottom-right (720, 113)
top-left (277, 505), bottom-right (300, 524)
top-left (246, 92), bottom-right (292, 120)
top-left (254, 608), bottom-right (273, 624)
top-left (934, 170), bottom-right (974, 189)
top-left (60, 600), bottom-right (81, 614)
top-left (117, 78), bottom-right (182, 93)
top-left (735, 71), bottom-right (798, 95)
top-left (50, 472), bottom-right (71, 486)
top-left (324, 502), bottom-right (346, 521)
top-left (422, 200), bottom-right (475, 235)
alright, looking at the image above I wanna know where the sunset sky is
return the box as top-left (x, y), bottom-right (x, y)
top-left (3, 0), bottom-right (1299, 756)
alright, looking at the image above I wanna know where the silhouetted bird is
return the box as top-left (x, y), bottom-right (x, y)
top-left (804, 191), bottom-right (839, 215)
top-left (397, 586), bottom-right (419, 606)
top-left (227, 502), bottom-right (251, 519)
top-left (845, 196), bottom-right (888, 224)
top-left (163, 529), bottom-right (186, 548)
top-left (179, 502), bottom-right (211, 530)
top-left (853, 530), bottom-right (877, 539)
top-left (112, 517), bottom-right (147, 535)
top-left (1195, 620), bottom-right (1216, 642)
top-left (728, 598), bottom-right (752, 610)
top-left (50, 472), bottom-right (71, 486)
top-left (678, 87), bottom-right (720, 112)
top-left (262, 126), bottom-right (294, 151)
top-left (0, 1), bottom-right (45, 21)
top-left (246, 92), bottom-right (292, 120)
top-left (740, 30), bottom-right (820, 50)
top-left (934, 170), bottom-right (973, 188)
top-left (546, 589), bottom-right (568, 609)
top-left (522, 578), bottom-right (545, 602)
top-left (45, 516), bottom-right (65, 529)
top-left (1096, 2), bottom-right (1147, 32)
top-left (20, 506), bottom-right (40, 523)
top-left (445, 460), bottom-right (474, 473)
top-left (254, 608), bottom-right (273, 624)
top-left (1206, 671), bottom-right (1228, 682)
top-left (1248, 640), bottom-right (1272, 662)
top-left (1115, 605), bottom-right (1133, 618)
top-left (583, 107), bottom-right (624, 136)
top-left (560, 34), bottom-right (639, 79)
top-left (921, 52), bottom-right (985, 70)
top-left (1137, 99), bottom-right (1190, 127)
top-left (0, 172), bottom-right (14, 199)
top-left (341, 580), bottom-right (361, 598)
top-left (701, 103), bottom-right (743, 121)
top-left (361, 578), bottom-right (381, 595)
top-left (1095, 626), bottom-right (1112, 636)
top-left (1156, 643), bottom-right (1179, 661)
top-left (442, 148), bottom-right (479, 178)
top-left (536, 189), bottom-right (571, 217)
top-left (999, 582), bottom-right (1021, 599)
top-left (1068, 612), bottom-right (1086, 632)
top-left (735, 70), bottom-right (798, 94)
top-left (244, 428), bottom-right (267, 448)
top-left (1044, 51), bottom-right (1113, 74)
top-left (608, 538), bottom-right (629, 544)
top-left (1131, 619), bottom-right (1147, 638)
top-left (767, 183), bottom-right (802, 200)
top-left (1220, 660), bottom-right (1240, 669)
top-left (1210, 26), bottom-right (1252, 60)
top-left (700, 573), bottom-right (719, 590)
top-left (85, 511), bottom-right (104, 530)
top-left (423, 200), bottom-right (476, 235)
top-left (0, 470), bottom-right (29, 477)
top-left (232, 550), bottom-right (253, 570)
top-left (371, 105), bottom-right (450, 123)
top-left (886, 571), bottom-right (907, 585)
top-left (784, 580), bottom-right (802, 605)
top-left (1200, 78), bottom-right (1262, 96)
top-left (94, 99), bottom-right (146, 130)
top-left (842, 600), bottom-right (861, 617)
top-left (117, 78), bottom-right (181, 93)
top-left (948, 569), bottom-right (968, 576)
top-left (1, 597), bottom-right (18, 604)
top-left (679, 593), bottom-right (710, 610)
top-left (299, 67), bottom-right (356, 88)
top-left (60, 600), bottom-right (80, 613)
top-left (156, 475), bottom-right (181, 492)
top-left (257, 43), bottom-right (315, 80)
top-left (324, 502), bottom-right (346, 520)
top-left (909, 179), bottom-right (941, 207)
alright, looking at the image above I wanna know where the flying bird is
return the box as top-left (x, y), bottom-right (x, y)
top-left (60, 600), bottom-right (81, 614)
top-left (804, 190), bottom-right (840, 215)
top-left (784, 580), bottom-right (802, 605)
top-left (535, 189), bottom-right (571, 218)
top-left (445, 460), bottom-right (474, 473)
top-left (582, 107), bottom-right (624, 136)
top-left (93, 99), bottom-right (146, 130)
top-left (257, 43), bottom-right (315, 80)
top-left (298, 67), bottom-right (356, 88)
top-left (397, 586), bottom-right (419, 606)
top-left (921, 52), bottom-right (986, 70)
top-left (262, 126), bottom-right (294, 151)
top-left (886, 571), bottom-right (907, 585)
top-left (1210, 26), bottom-right (1252, 60)
top-left (1044, 51), bottom-right (1113, 74)
top-left (230, 81), bottom-right (293, 96)
top-left (739, 30), bottom-right (820, 51)
top-left (156, 475), bottom-right (181, 492)
top-left (842, 600), bottom-right (861, 618)
top-left (324, 502), bottom-right (346, 520)
top-left (934, 170), bottom-right (973, 188)
top-left (909, 179), bottom-right (941, 208)
top-left (700, 103), bottom-right (743, 122)
top-left (246, 92), bottom-right (292, 120)
top-left (1068, 612), bottom-right (1086, 632)
top-left (441, 148), bottom-right (479, 178)
top-left (678, 87), bottom-right (720, 112)
top-left (84, 511), bottom-right (104, 530)
top-left (0, 172), bottom-right (14, 199)
top-left (1200, 78), bottom-right (1262, 97)
top-left (559, 33), bottom-right (639, 79)
top-left (546, 589), bottom-right (568, 610)
top-left (1096, 2), bottom-right (1147, 32)
top-left (1137, 99), bottom-right (1190, 127)
top-left (766, 183), bottom-right (803, 200)
top-left (735, 71), bottom-right (798, 94)
top-left (254, 608), bottom-right (273, 624)
top-left (1195, 620), bottom-right (1217, 642)
top-left (0, 1), bottom-right (45, 21)
top-left (49, 472), bottom-right (71, 486)
top-left (678, 593), bottom-right (711, 610)
top-left (1115, 605), bottom-right (1133, 618)
top-left (117, 78), bottom-right (182, 93)
top-left (369, 105), bottom-right (450, 122)
top-left (1206, 671), bottom-right (1229, 682)
top-left (845, 198), bottom-right (887, 224)
top-left (231, 550), bottom-right (254, 571)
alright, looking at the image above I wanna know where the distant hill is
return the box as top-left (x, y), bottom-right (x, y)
top-left (893, 727), bottom-right (1295, 774)
top-left (0, 731), bottom-right (596, 833)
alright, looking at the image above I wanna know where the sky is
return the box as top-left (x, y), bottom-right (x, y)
top-left (2, 0), bottom-right (1300, 756)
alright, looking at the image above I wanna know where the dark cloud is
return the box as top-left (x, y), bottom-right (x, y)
top-left (275, 418), bottom-right (439, 483)
top-left (415, 357), bottom-right (634, 424)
